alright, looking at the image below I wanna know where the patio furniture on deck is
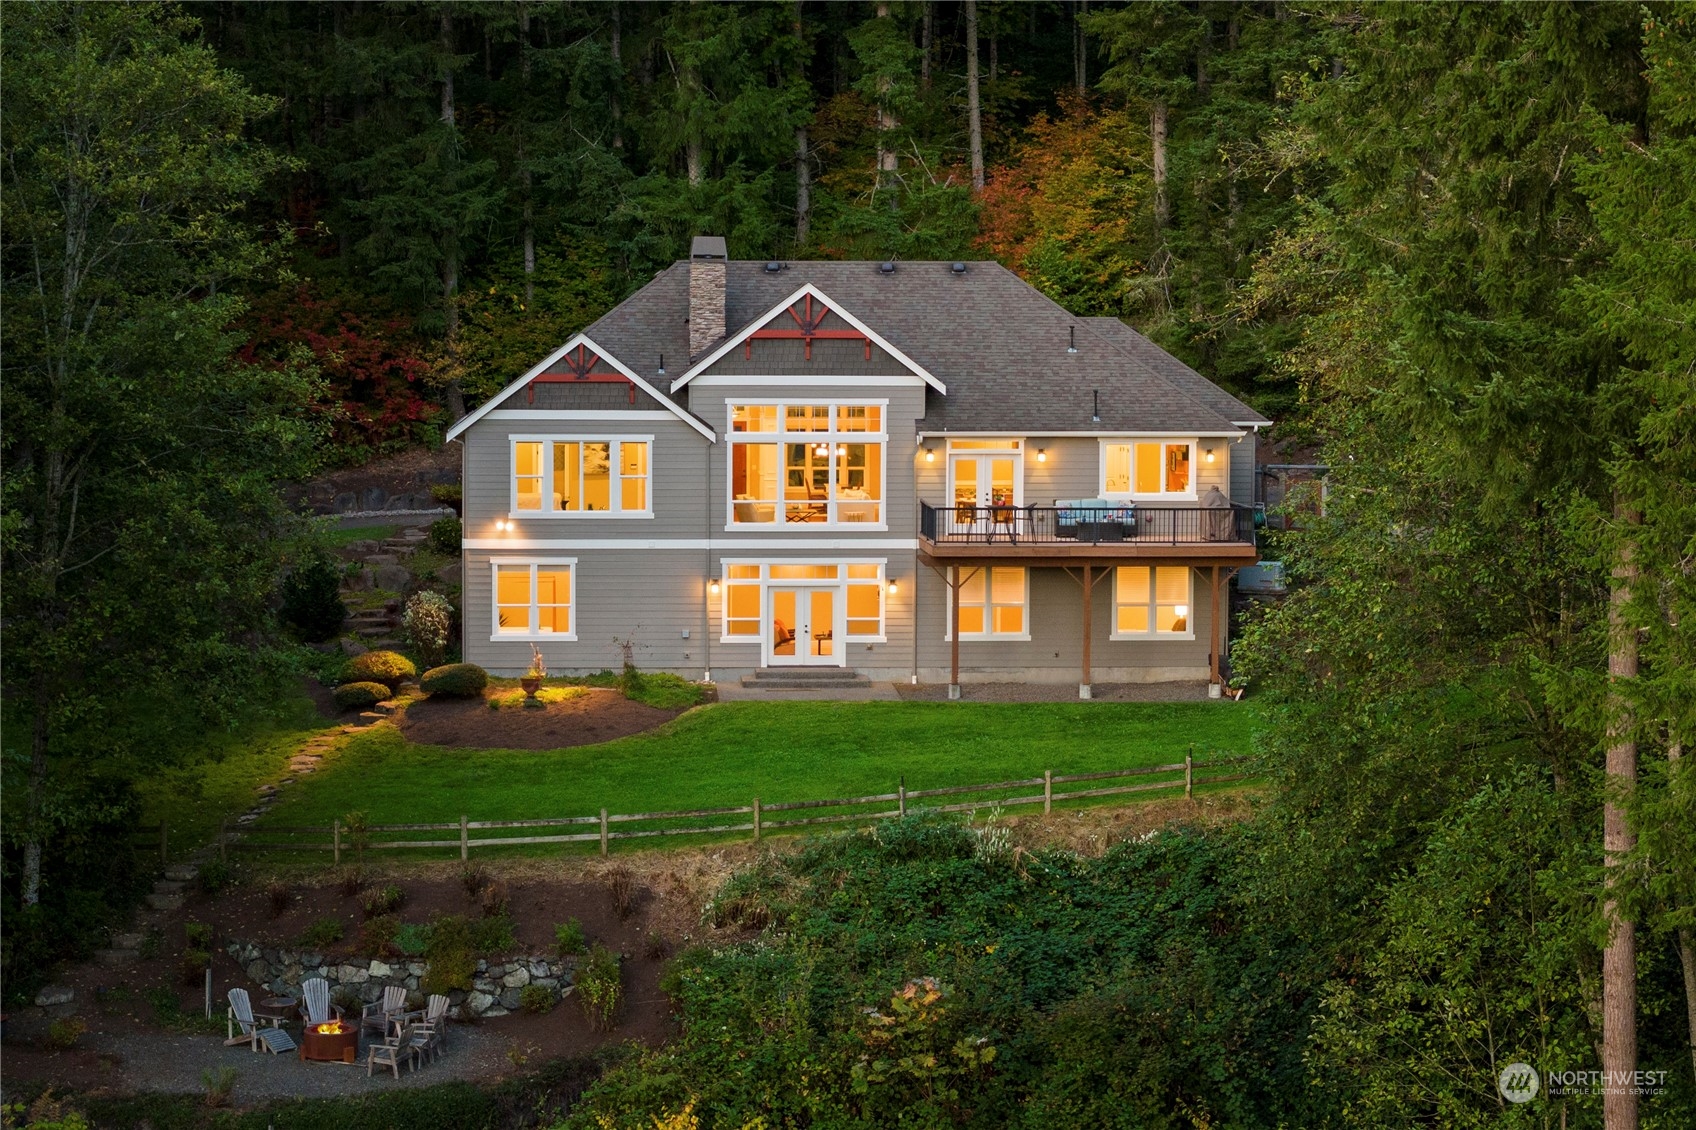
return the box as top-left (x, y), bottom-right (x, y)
top-left (226, 988), bottom-right (296, 1055)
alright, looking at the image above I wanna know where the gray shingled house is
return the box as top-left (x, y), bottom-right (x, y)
top-left (446, 237), bottom-right (1269, 697)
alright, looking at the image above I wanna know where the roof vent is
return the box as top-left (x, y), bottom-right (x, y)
top-left (1068, 326), bottom-right (1079, 354)
top-left (764, 261), bottom-right (783, 273)
top-left (879, 260), bottom-right (897, 275)
top-left (950, 261), bottom-right (967, 274)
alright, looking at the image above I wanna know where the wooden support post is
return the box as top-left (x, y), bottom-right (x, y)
top-left (1044, 770), bottom-right (1052, 815)
top-left (899, 775), bottom-right (907, 817)
top-left (1080, 563), bottom-right (1093, 699)
top-left (1185, 745), bottom-right (1194, 800)
top-left (753, 797), bottom-right (761, 842)
top-left (599, 808), bottom-right (609, 857)
top-left (160, 820), bottom-right (168, 866)
top-left (1209, 565), bottom-right (1222, 689)
top-left (332, 819), bottom-right (341, 866)
top-left (460, 815), bottom-right (469, 861)
top-left (949, 568), bottom-right (962, 700)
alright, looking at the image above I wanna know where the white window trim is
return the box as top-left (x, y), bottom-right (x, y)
top-left (723, 401), bottom-right (890, 532)
top-left (1110, 565), bottom-right (1196, 641)
top-left (1098, 438), bottom-right (1200, 501)
top-left (715, 558), bottom-right (888, 644)
top-left (489, 557), bottom-right (579, 641)
top-left (508, 434), bottom-right (654, 519)
top-left (946, 443), bottom-right (1026, 512)
top-left (945, 565), bottom-right (1032, 642)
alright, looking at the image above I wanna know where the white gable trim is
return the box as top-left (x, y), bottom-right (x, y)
top-left (669, 283), bottom-right (946, 396)
top-left (445, 333), bottom-right (715, 443)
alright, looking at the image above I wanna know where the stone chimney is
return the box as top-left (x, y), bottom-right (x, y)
top-left (688, 235), bottom-right (728, 358)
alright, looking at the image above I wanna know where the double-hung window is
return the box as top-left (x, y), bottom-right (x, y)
top-left (1102, 440), bottom-right (1194, 498)
top-left (949, 566), bottom-right (1028, 640)
top-left (492, 560), bottom-right (576, 640)
top-left (1112, 566), bottom-right (1192, 638)
top-left (511, 437), bottom-right (651, 516)
top-left (728, 403), bottom-right (885, 526)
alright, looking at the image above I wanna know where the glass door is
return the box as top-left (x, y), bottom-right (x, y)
top-left (948, 454), bottom-right (1020, 537)
top-left (766, 587), bottom-right (840, 666)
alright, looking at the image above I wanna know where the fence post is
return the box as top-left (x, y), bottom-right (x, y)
top-left (333, 819), bottom-right (341, 866)
top-left (599, 808), bottom-right (609, 857)
top-left (1185, 746), bottom-right (1193, 800)
top-left (1044, 770), bottom-right (1052, 815)
top-left (218, 820), bottom-right (227, 865)
top-left (460, 815), bottom-right (469, 861)
top-left (159, 820), bottom-right (168, 866)
top-left (898, 775), bottom-right (906, 818)
top-left (753, 797), bottom-right (761, 842)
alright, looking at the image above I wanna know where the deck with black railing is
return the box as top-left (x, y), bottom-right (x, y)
top-left (918, 501), bottom-right (1259, 563)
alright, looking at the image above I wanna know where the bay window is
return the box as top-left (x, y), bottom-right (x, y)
top-left (510, 437), bottom-right (651, 516)
top-left (728, 402), bottom-right (885, 526)
top-left (1102, 441), bottom-right (1193, 498)
top-left (492, 560), bottom-right (576, 639)
top-left (1112, 566), bottom-right (1192, 638)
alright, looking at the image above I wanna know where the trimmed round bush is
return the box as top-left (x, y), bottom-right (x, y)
top-left (342, 649), bottom-right (417, 690)
top-left (420, 663), bottom-right (489, 698)
top-left (333, 681), bottom-right (390, 710)
top-left (427, 515), bottom-right (462, 555)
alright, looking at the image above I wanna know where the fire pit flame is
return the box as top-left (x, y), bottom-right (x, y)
top-left (315, 1021), bottom-right (347, 1035)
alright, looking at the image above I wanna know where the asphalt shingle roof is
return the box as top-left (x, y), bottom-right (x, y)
top-left (581, 260), bottom-right (1263, 435)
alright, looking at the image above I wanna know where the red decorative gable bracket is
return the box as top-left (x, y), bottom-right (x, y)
top-left (746, 293), bottom-right (872, 361)
top-left (526, 343), bottom-right (636, 404)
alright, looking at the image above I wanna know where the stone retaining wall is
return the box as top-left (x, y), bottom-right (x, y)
top-left (225, 941), bottom-right (576, 1018)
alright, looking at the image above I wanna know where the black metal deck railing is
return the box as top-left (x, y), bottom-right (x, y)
top-left (919, 502), bottom-right (1256, 546)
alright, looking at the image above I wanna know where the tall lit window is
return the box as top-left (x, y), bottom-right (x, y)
top-left (728, 403), bottom-right (885, 525)
top-left (845, 563), bottom-right (884, 638)
top-left (716, 561), bottom-right (888, 642)
top-left (1103, 441), bottom-right (1193, 497)
top-left (511, 438), bottom-right (650, 515)
top-left (1113, 566), bottom-right (1191, 637)
top-left (722, 564), bottom-right (761, 637)
top-left (952, 567), bottom-right (1027, 639)
top-left (493, 561), bottom-right (575, 638)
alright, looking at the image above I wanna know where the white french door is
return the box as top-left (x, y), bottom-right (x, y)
top-left (948, 453), bottom-right (1021, 537)
top-left (765, 586), bottom-right (841, 666)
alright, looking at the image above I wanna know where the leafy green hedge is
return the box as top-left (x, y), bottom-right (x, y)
top-left (332, 681), bottom-right (389, 710)
top-left (420, 662), bottom-right (488, 697)
top-left (342, 650), bottom-right (416, 690)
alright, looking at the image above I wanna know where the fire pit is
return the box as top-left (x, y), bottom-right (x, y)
top-left (300, 1019), bottom-right (358, 1063)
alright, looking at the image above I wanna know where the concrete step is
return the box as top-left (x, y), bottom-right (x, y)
top-left (741, 671), bottom-right (871, 689)
top-left (162, 863), bottom-right (199, 882)
top-left (153, 879), bottom-right (187, 895)
top-left (746, 667), bottom-right (868, 681)
top-left (145, 892), bottom-right (184, 911)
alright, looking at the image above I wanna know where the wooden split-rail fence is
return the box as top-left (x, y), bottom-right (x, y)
top-left (216, 749), bottom-right (1249, 862)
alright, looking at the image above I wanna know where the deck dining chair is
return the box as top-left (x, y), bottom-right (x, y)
top-left (366, 1022), bottom-right (416, 1080)
top-left (226, 988), bottom-right (296, 1055)
top-left (301, 977), bottom-right (341, 1027)
top-left (360, 984), bottom-right (408, 1038)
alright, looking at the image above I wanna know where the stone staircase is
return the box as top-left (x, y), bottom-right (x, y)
top-left (740, 667), bottom-right (872, 690)
top-left (345, 601), bottom-right (403, 650)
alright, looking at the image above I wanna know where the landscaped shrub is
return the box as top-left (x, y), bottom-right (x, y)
top-left (196, 859), bottom-right (232, 895)
top-left (402, 591), bottom-right (454, 667)
top-left (181, 948), bottom-right (210, 984)
top-left (427, 515), bottom-right (462, 554)
top-left (606, 866), bottom-right (636, 920)
top-left (201, 1065), bottom-right (238, 1108)
top-left (421, 662), bottom-right (488, 698)
top-left (459, 863), bottom-right (490, 900)
top-left (421, 915), bottom-right (477, 995)
top-left (394, 922), bottom-right (430, 957)
top-left (470, 914), bottom-right (515, 952)
top-left (342, 650), bottom-right (416, 690)
top-left (577, 944), bottom-right (622, 1031)
top-left (478, 879), bottom-right (508, 918)
top-left (280, 551), bottom-right (347, 642)
top-left (519, 984), bottom-right (555, 1014)
top-left (47, 1017), bottom-right (87, 1050)
top-left (337, 867), bottom-right (366, 897)
top-left (184, 921), bottom-right (212, 948)
top-left (361, 884), bottom-right (404, 919)
top-left (360, 914), bottom-right (399, 955)
top-left (554, 918), bottom-right (586, 958)
top-left (299, 917), bottom-right (345, 947)
top-left (333, 681), bottom-right (389, 710)
top-left (429, 483), bottom-right (463, 512)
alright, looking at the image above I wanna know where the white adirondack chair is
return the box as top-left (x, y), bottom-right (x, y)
top-left (301, 977), bottom-right (341, 1027)
top-left (226, 988), bottom-right (296, 1054)
top-left (367, 1022), bottom-right (416, 1079)
top-left (360, 984), bottom-right (408, 1038)
top-left (416, 993), bottom-right (450, 1061)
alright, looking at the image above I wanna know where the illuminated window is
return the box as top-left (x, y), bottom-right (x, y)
top-left (728, 403), bottom-right (885, 525)
top-left (491, 561), bottom-right (576, 639)
top-left (951, 567), bottom-right (1027, 639)
top-left (1102, 441), bottom-right (1194, 497)
top-left (716, 561), bottom-right (887, 642)
top-left (511, 438), bottom-right (650, 515)
top-left (1113, 566), bottom-right (1192, 638)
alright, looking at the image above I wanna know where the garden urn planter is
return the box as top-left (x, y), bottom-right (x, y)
top-left (521, 675), bottom-right (543, 707)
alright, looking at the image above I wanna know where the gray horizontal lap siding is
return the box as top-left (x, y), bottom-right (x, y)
top-left (1229, 434), bottom-right (1255, 504)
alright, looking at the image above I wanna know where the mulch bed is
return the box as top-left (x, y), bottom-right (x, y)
top-left (398, 688), bottom-right (686, 750)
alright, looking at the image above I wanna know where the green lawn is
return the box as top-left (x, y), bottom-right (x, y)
top-left (260, 701), bottom-right (1259, 839)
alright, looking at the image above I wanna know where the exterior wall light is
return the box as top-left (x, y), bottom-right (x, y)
top-left (887, 579), bottom-right (899, 595)
top-left (495, 518), bottom-right (509, 531)
top-left (1205, 447), bottom-right (1216, 463)
top-left (924, 448), bottom-right (935, 463)
top-left (1036, 448), bottom-right (1047, 463)
top-left (709, 579), bottom-right (721, 595)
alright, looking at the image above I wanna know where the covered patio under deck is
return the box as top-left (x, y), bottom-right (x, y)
top-left (919, 502), bottom-right (1260, 700)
